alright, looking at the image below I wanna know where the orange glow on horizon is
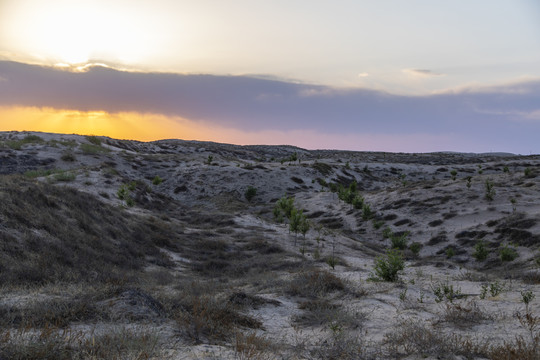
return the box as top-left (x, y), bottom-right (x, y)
top-left (0, 106), bottom-right (217, 142)
top-left (0, 106), bottom-right (456, 152)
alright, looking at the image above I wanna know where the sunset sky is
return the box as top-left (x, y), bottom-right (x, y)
top-left (1, 0), bottom-right (539, 153)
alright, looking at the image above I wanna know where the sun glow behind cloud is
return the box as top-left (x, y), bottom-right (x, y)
top-left (0, 0), bottom-right (166, 66)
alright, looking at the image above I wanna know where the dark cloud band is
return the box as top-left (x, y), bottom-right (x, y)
top-left (1, 61), bottom-right (539, 149)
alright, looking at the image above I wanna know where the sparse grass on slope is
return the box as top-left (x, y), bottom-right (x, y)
top-left (0, 175), bottom-right (177, 286)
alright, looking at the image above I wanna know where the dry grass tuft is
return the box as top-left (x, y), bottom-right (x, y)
top-left (287, 268), bottom-right (346, 298)
top-left (0, 326), bottom-right (162, 360)
top-left (175, 294), bottom-right (263, 344)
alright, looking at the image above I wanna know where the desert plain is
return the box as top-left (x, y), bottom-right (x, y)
top-left (0, 131), bottom-right (539, 359)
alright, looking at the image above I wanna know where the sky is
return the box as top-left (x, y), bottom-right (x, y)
top-left (1, 0), bottom-right (539, 153)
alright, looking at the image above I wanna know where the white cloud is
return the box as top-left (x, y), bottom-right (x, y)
top-left (358, 72), bottom-right (369, 77)
top-left (403, 69), bottom-right (445, 78)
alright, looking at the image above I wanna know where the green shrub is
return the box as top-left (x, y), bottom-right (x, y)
top-left (382, 226), bottom-right (393, 239)
top-left (409, 242), bottom-right (422, 256)
top-left (352, 194), bottom-right (364, 209)
top-left (489, 281), bottom-right (505, 297)
top-left (372, 249), bottom-right (405, 282)
top-left (125, 197), bottom-right (135, 207)
top-left (372, 219), bottom-right (384, 229)
top-left (289, 152), bottom-right (298, 162)
top-left (152, 175), bottom-right (163, 185)
top-left (524, 167), bottom-right (532, 177)
top-left (484, 179), bottom-right (495, 201)
top-left (289, 208), bottom-right (308, 245)
top-left (325, 256), bottom-right (338, 270)
top-left (362, 203), bottom-right (373, 220)
top-left (450, 170), bottom-right (457, 180)
top-left (390, 232), bottom-right (409, 250)
top-left (431, 281), bottom-right (461, 303)
top-left (521, 290), bottom-right (535, 313)
top-left (473, 241), bottom-right (488, 261)
top-left (499, 243), bottom-right (518, 262)
top-left (117, 185), bottom-right (128, 200)
top-left (446, 247), bottom-right (455, 258)
top-left (61, 152), bottom-right (76, 162)
top-left (276, 195), bottom-right (295, 219)
top-left (244, 186), bottom-right (257, 202)
top-left (117, 183), bottom-right (135, 207)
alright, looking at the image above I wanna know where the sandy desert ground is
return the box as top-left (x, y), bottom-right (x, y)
top-left (0, 131), bottom-right (539, 359)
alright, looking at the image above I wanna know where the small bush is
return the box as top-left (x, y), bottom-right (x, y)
top-left (390, 232), bottom-right (409, 250)
top-left (372, 249), bottom-right (405, 282)
top-left (382, 226), bottom-right (393, 239)
top-left (244, 186), bottom-right (257, 202)
top-left (499, 243), bottom-right (518, 262)
top-left (117, 183), bottom-right (136, 207)
top-left (409, 242), bottom-right (422, 256)
top-left (489, 281), bottom-right (505, 297)
top-left (325, 256), bottom-right (339, 270)
top-left (432, 281), bottom-right (462, 303)
top-left (373, 219), bottom-right (384, 229)
top-left (152, 175), bottom-right (163, 185)
top-left (352, 194), bottom-right (364, 209)
top-left (473, 241), bottom-right (488, 261)
top-left (521, 290), bottom-right (535, 313)
top-left (362, 203), bottom-right (373, 220)
top-left (446, 247), bottom-right (455, 258)
top-left (275, 195), bottom-right (295, 219)
top-left (485, 179), bottom-right (496, 201)
top-left (60, 152), bottom-right (76, 162)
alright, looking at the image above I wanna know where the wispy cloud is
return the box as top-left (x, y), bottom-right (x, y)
top-left (0, 61), bottom-right (539, 153)
top-left (403, 69), bottom-right (445, 77)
